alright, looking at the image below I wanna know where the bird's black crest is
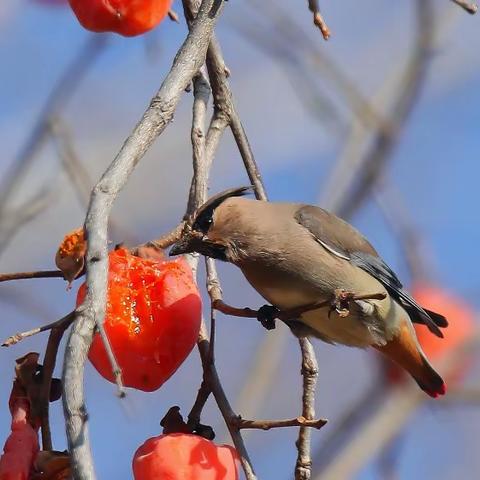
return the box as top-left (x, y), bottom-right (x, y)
top-left (191, 186), bottom-right (253, 233)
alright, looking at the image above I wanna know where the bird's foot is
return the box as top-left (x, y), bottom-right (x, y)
top-left (330, 289), bottom-right (356, 318)
top-left (257, 305), bottom-right (279, 330)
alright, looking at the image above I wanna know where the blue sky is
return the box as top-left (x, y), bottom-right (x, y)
top-left (0, 0), bottom-right (479, 479)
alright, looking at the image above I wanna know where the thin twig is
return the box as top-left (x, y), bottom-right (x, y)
top-left (204, 37), bottom-right (268, 201)
top-left (40, 320), bottom-right (73, 450)
top-left (2, 311), bottom-right (75, 347)
top-left (233, 416), bottom-right (327, 430)
top-left (205, 258), bottom-right (218, 364)
top-left (168, 9), bottom-right (180, 22)
top-left (451, 0), bottom-right (478, 13)
top-left (295, 338), bottom-right (319, 480)
top-left (0, 270), bottom-right (64, 283)
top-left (197, 323), bottom-right (257, 479)
top-left (187, 378), bottom-right (212, 429)
top-left (62, 2), bottom-right (225, 478)
top-left (307, 0), bottom-right (331, 39)
top-left (212, 292), bottom-right (386, 322)
top-left (243, 0), bottom-right (390, 133)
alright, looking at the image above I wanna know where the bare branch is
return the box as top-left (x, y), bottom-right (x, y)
top-left (0, 270), bottom-right (64, 283)
top-left (62, 1), bottom-right (226, 478)
top-left (168, 9), bottom-right (180, 22)
top-left (212, 292), bottom-right (386, 322)
top-left (204, 37), bottom-right (268, 201)
top-left (40, 321), bottom-right (71, 451)
top-left (197, 323), bottom-right (257, 479)
top-left (307, 0), bottom-right (331, 39)
top-left (2, 311), bottom-right (75, 347)
top-left (187, 378), bottom-right (212, 429)
top-left (233, 415), bottom-right (327, 431)
top-left (451, 0), bottom-right (478, 13)
top-left (295, 338), bottom-right (319, 480)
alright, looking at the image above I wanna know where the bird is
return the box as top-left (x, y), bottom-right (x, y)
top-left (169, 186), bottom-right (448, 397)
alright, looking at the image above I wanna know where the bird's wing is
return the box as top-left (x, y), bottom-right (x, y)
top-left (295, 205), bottom-right (447, 337)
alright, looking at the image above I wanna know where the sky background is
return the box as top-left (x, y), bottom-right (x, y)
top-left (0, 0), bottom-right (479, 478)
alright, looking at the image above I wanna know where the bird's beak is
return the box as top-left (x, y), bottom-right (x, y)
top-left (169, 237), bottom-right (193, 257)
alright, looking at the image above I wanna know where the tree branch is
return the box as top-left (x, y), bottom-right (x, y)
top-left (451, 0), bottom-right (477, 13)
top-left (2, 311), bottom-right (75, 347)
top-left (307, 0), bottom-right (331, 39)
top-left (0, 270), bottom-right (64, 283)
top-left (212, 292), bottom-right (386, 322)
top-left (40, 321), bottom-right (72, 451)
top-left (233, 415), bottom-right (326, 431)
top-left (62, 2), bottom-right (226, 478)
top-left (295, 338), bottom-right (319, 480)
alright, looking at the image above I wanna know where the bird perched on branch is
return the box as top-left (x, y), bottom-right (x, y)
top-left (170, 187), bottom-right (448, 397)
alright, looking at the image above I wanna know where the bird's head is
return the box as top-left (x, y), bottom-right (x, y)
top-left (169, 186), bottom-right (253, 261)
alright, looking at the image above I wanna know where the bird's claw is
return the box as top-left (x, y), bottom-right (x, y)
top-left (329, 289), bottom-right (355, 318)
top-left (257, 305), bottom-right (279, 330)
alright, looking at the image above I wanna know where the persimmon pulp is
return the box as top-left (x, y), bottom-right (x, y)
top-left (77, 249), bottom-right (201, 391)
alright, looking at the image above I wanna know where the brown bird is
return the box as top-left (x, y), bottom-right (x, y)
top-left (170, 187), bottom-right (448, 397)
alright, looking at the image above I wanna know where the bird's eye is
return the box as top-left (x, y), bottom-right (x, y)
top-left (193, 214), bottom-right (213, 233)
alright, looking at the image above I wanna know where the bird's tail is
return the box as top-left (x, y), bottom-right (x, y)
top-left (374, 318), bottom-right (446, 398)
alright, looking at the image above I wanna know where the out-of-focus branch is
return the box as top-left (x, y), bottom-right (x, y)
top-left (317, 328), bottom-right (480, 480)
top-left (49, 117), bottom-right (137, 245)
top-left (332, 0), bottom-right (434, 219)
top-left (62, 2), bottom-right (225, 478)
top-left (374, 180), bottom-right (433, 282)
top-left (48, 118), bottom-right (92, 208)
top-left (312, 380), bottom-right (386, 471)
top-left (243, 0), bottom-right (389, 133)
top-left (0, 35), bottom-right (108, 214)
top-left (0, 185), bottom-right (57, 256)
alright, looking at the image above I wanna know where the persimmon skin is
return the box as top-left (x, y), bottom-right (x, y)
top-left (77, 248), bottom-right (201, 392)
top-left (0, 399), bottom-right (39, 480)
top-left (68, 0), bottom-right (172, 37)
top-left (411, 283), bottom-right (474, 361)
top-left (132, 433), bottom-right (239, 480)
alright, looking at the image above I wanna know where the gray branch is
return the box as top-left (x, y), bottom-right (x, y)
top-left (62, 1), bottom-right (225, 478)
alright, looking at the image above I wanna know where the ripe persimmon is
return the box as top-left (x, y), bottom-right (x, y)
top-left (77, 248), bottom-right (201, 392)
top-left (132, 433), bottom-right (239, 480)
top-left (68, 0), bottom-right (172, 37)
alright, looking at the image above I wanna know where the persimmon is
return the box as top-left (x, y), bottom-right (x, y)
top-left (76, 248), bottom-right (201, 392)
top-left (132, 433), bottom-right (239, 480)
top-left (68, 0), bottom-right (172, 37)
top-left (0, 399), bottom-right (39, 480)
top-left (382, 283), bottom-right (475, 386)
